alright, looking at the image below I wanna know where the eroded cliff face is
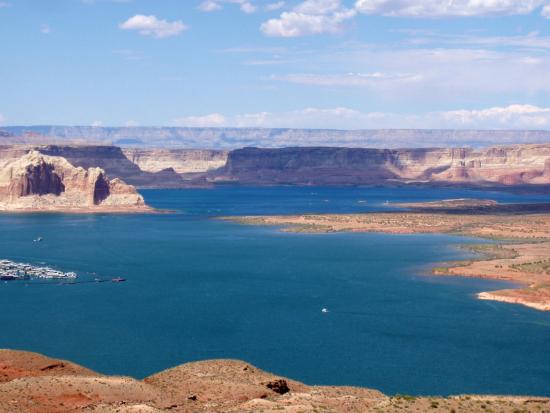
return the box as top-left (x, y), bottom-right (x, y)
top-left (212, 144), bottom-right (550, 186)
top-left (122, 148), bottom-right (228, 174)
top-left (0, 151), bottom-right (150, 211)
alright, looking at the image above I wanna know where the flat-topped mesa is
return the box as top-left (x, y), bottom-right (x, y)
top-left (0, 151), bottom-right (150, 212)
top-left (211, 144), bottom-right (550, 186)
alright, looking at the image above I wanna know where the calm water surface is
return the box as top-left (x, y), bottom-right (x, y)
top-left (1, 186), bottom-right (550, 396)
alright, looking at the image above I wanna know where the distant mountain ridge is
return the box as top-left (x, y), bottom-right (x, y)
top-left (2, 126), bottom-right (550, 149)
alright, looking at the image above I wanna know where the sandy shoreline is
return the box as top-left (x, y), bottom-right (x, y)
top-left (224, 203), bottom-right (550, 311)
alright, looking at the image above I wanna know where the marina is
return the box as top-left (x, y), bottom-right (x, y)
top-left (0, 259), bottom-right (77, 280)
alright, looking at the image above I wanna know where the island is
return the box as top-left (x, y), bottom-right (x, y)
top-left (225, 199), bottom-right (550, 312)
top-left (0, 150), bottom-right (152, 212)
top-left (0, 349), bottom-right (548, 412)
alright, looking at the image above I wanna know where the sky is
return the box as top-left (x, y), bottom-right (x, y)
top-left (1, 0), bottom-right (550, 129)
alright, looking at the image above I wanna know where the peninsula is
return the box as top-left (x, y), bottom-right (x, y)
top-left (227, 200), bottom-right (550, 312)
top-left (0, 151), bottom-right (151, 213)
top-left (1, 349), bottom-right (548, 412)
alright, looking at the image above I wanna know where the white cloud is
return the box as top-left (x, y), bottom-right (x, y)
top-left (354, 0), bottom-right (547, 17)
top-left (261, 0), bottom-right (356, 37)
top-left (41, 24), bottom-right (51, 34)
top-left (91, 120), bottom-right (103, 127)
top-left (172, 104), bottom-right (550, 130)
top-left (173, 113), bottom-right (226, 127)
top-left (124, 120), bottom-right (139, 127)
top-left (440, 104), bottom-right (550, 128)
top-left (0, 113), bottom-right (6, 124)
top-left (260, 0), bottom-right (550, 38)
top-left (119, 15), bottom-right (188, 39)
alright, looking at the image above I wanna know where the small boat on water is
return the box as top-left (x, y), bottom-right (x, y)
top-left (111, 277), bottom-right (126, 283)
top-left (321, 308), bottom-right (329, 313)
top-left (33, 237), bottom-right (43, 243)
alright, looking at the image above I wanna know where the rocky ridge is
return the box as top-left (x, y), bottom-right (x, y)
top-left (0, 151), bottom-right (150, 212)
top-left (0, 349), bottom-right (548, 413)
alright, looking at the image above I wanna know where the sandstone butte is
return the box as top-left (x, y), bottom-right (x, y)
top-left (0, 349), bottom-right (549, 413)
top-left (227, 200), bottom-right (550, 312)
top-left (0, 151), bottom-right (151, 213)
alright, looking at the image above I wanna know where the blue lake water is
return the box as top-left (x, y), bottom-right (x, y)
top-left (1, 186), bottom-right (550, 396)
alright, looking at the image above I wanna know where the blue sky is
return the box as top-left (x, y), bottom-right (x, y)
top-left (2, 0), bottom-right (550, 129)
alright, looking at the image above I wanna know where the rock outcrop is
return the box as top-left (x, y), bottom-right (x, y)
top-left (211, 144), bottom-right (550, 186)
top-left (0, 349), bottom-right (548, 412)
top-left (0, 151), bottom-right (150, 212)
top-left (122, 148), bottom-right (228, 174)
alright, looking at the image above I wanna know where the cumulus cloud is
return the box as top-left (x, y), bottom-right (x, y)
top-left (119, 15), bottom-right (188, 38)
top-left (171, 104), bottom-right (550, 129)
top-left (354, 0), bottom-right (547, 17)
top-left (261, 0), bottom-right (356, 37)
top-left (173, 113), bottom-right (226, 127)
top-left (260, 0), bottom-right (550, 38)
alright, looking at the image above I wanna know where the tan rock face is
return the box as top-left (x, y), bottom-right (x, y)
top-left (122, 148), bottom-right (228, 174)
top-left (0, 151), bottom-right (150, 212)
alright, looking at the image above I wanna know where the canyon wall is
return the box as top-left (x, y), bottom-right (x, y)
top-left (0, 151), bottom-right (149, 211)
top-left (212, 144), bottom-right (550, 186)
top-left (1, 143), bottom-right (549, 188)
